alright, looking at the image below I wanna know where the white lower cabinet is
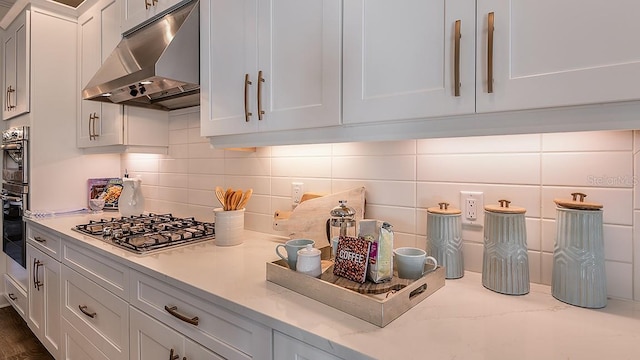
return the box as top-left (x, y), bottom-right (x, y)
top-left (273, 331), bottom-right (343, 360)
top-left (130, 307), bottom-right (224, 360)
top-left (27, 243), bottom-right (61, 359)
top-left (129, 271), bottom-right (271, 360)
top-left (61, 318), bottom-right (110, 360)
top-left (4, 273), bottom-right (28, 320)
top-left (61, 265), bottom-right (129, 360)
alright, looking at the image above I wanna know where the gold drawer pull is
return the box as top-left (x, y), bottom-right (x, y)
top-left (79, 305), bottom-right (97, 318)
top-left (164, 305), bottom-right (199, 326)
top-left (487, 12), bottom-right (495, 93)
top-left (454, 19), bottom-right (461, 97)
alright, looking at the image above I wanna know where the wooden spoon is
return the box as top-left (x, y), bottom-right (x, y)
top-left (224, 188), bottom-right (234, 210)
top-left (230, 190), bottom-right (243, 210)
top-left (215, 186), bottom-right (226, 208)
top-left (236, 188), bottom-right (253, 210)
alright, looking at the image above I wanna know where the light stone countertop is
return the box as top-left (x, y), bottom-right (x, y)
top-left (28, 213), bottom-right (640, 360)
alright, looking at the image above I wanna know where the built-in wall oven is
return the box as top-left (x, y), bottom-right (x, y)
top-left (1, 126), bottom-right (29, 268)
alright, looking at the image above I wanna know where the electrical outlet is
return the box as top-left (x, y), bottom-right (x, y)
top-left (292, 182), bottom-right (304, 207)
top-left (460, 191), bottom-right (484, 226)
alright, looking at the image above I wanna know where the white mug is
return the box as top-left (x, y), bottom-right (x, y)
top-left (394, 247), bottom-right (438, 279)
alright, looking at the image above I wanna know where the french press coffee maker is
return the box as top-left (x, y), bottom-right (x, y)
top-left (326, 200), bottom-right (356, 257)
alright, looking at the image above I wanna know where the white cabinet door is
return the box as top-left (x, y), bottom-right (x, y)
top-left (476, 0), bottom-right (640, 113)
top-left (343, 0), bottom-right (475, 125)
top-left (2, 9), bottom-right (30, 120)
top-left (78, 0), bottom-right (125, 148)
top-left (256, 0), bottom-right (341, 132)
top-left (202, 0), bottom-right (341, 136)
top-left (27, 244), bottom-right (61, 359)
top-left (273, 331), bottom-right (343, 360)
top-left (61, 318), bottom-right (110, 360)
top-left (121, 0), bottom-right (183, 33)
top-left (130, 307), bottom-right (225, 360)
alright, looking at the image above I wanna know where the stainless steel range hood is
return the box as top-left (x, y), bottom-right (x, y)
top-left (82, 0), bottom-right (200, 111)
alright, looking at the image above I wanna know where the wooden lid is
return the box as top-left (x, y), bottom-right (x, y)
top-left (427, 202), bottom-right (461, 215)
top-left (554, 192), bottom-right (602, 210)
top-left (484, 199), bottom-right (526, 214)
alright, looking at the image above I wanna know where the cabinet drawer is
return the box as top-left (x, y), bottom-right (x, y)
top-left (4, 274), bottom-right (27, 320)
top-left (62, 318), bottom-right (110, 360)
top-left (27, 223), bottom-right (62, 261)
top-left (273, 331), bottom-right (344, 360)
top-left (62, 266), bottom-right (129, 360)
top-left (62, 240), bottom-right (129, 299)
top-left (130, 271), bottom-right (269, 360)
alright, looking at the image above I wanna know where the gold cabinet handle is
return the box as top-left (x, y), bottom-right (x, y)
top-left (257, 70), bottom-right (265, 120)
top-left (145, 0), bottom-right (151, 9)
top-left (164, 305), bottom-right (199, 326)
top-left (487, 12), bottom-right (495, 93)
top-left (8, 293), bottom-right (17, 301)
top-left (152, 0), bottom-right (158, 5)
top-left (79, 305), bottom-right (97, 318)
top-left (34, 236), bottom-right (46, 243)
top-left (454, 19), bottom-right (462, 97)
top-left (244, 73), bottom-right (252, 122)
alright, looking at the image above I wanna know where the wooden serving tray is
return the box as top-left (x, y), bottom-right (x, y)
top-left (266, 246), bottom-right (445, 327)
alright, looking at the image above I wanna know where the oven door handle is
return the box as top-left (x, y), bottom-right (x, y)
top-left (1, 194), bottom-right (22, 202)
top-left (0, 143), bottom-right (21, 150)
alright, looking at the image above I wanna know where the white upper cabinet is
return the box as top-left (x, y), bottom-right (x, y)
top-left (2, 10), bottom-right (30, 120)
top-left (121, 0), bottom-right (184, 32)
top-left (343, 0), bottom-right (475, 125)
top-left (78, 0), bottom-right (124, 147)
top-left (476, 0), bottom-right (640, 113)
top-left (201, 0), bottom-right (342, 137)
top-left (78, 0), bottom-right (169, 153)
top-left (345, 0), bottom-right (640, 123)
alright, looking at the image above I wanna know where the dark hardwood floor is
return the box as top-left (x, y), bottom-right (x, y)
top-left (0, 305), bottom-right (54, 360)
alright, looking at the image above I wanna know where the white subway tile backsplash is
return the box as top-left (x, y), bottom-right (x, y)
top-left (333, 180), bottom-right (415, 207)
top-left (271, 143), bottom-right (332, 157)
top-left (272, 157), bottom-right (330, 178)
top-left (159, 158), bottom-right (189, 174)
top-left (542, 131), bottom-right (632, 152)
top-left (604, 225), bottom-right (633, 263)
top-left (332, 140), bottom-right (416, 156)
top-left (333, 155), bottom-right (416, 181)
top-left (605, 261), bottom-right (633, 300)
top-left (158, 173), bottom-right (188, 188)
top-left (418, 134), bottom-right (541, 154)
top-left (188, 174), bottom-right (225, 191)
top-left (363, 204), bottom-right (416, 235)
top-left (634, 211), bottom-right (640, 301)
top-left (418, 154), bottom-right (541, 184)
top-left (188, 142), bottom-right (223, 159)
top-left (188, 158), bottom-right (225, 175)
top-left (541, 152), bottom-right (633, 187)
top-left (169, 144), bottom-right (189, 159)
top-left (128, 115), bottom-right (638, 300)
top-left (169, 128), bottom-right (189, 145)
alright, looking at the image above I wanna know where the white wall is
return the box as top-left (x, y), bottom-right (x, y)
top-left (122, 107), bottom-right (638, 301)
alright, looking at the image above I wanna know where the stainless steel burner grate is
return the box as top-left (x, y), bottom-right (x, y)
top-left (73, 213), bottom-right (215, 254)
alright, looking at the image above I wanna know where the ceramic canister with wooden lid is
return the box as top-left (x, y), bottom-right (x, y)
top-left (482, 199), bottom-right (529, 295)
top-left (552, 192), bottom-right (606, 308)
top-left (427, 202), bottom-right (463, 279)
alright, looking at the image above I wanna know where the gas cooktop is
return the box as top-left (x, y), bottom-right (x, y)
top-left (73, 214), bottom-right (215, 254)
